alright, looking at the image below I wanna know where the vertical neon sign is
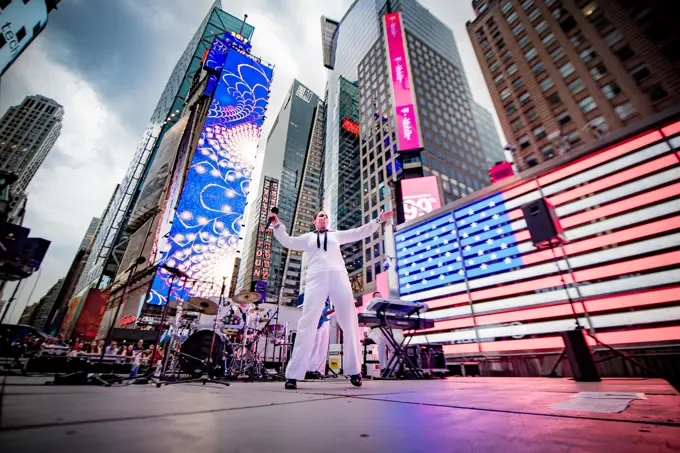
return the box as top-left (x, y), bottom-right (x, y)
top-left (383, 12), bottom-right (422, 152)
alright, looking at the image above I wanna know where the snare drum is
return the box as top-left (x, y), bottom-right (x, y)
top-left (267, 324), bottom-right (285, 336)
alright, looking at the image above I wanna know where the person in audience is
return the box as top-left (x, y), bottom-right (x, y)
top-left (134, 339), bottom-right (144, 352)
top-left (105, 341), bottom-right (119, 355)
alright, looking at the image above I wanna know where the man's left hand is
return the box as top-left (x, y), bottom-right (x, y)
top-left (379, 210), bottom-right (395, 222)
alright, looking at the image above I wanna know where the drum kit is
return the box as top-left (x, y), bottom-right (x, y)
top-left (159, 290), bottom-right (292, 383)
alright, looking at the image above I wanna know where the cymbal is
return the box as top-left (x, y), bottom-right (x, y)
top-left (249, 307), bottom-right (264, 313)
top-left (184, 297), bottom-right (218, 316)
top-left (232, 291), bottom-right (262, 305)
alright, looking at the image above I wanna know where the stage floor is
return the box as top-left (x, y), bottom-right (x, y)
top-left (0, 375), bottom-right (678, 452)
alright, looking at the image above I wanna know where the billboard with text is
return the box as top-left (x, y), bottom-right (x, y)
top-left (383, 12), bottom-right (422, 152)
top-left (401, 176), bottom-right (442, 222)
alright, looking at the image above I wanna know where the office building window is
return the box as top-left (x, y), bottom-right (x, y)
top-left (502, 50), bottom-right (512, 62)
top-left (649, 84), bottom-right (668, 101)
top-left (551, 46), bottom-right (565, 61)
top-left (513, 23), bottom-right (525, 36)
top-left (519, 135), bottom-right (531, 149)
top-left (591, 63), bottom-right (607, 80)
top-left (495, 74), bottom-right (505, 85)
top-left (580, 47), bottom-right (596, 63)
top-left (541, 145), bottom-right (556, 160)
top-left (542, 33), bottom-right (556, 46)
top-left (615, 102), bottom-right (636, 120)
top-left (605, 29), bottom-right (622, 46)
top-left (578, 96), bottom-right (597, 113)
top-left (519, 36), bottom-right (530, 48)
top-left (512, 78), bottom-right (524, 90)
top-left (507, 63), bottom-right (518, 76)
top-left (533, 125), bottom-right (547, 140)
top-left (519, 92), bottom-right (531, 105)
top-left (602, 82), bottom-right (622, 99)
top-left (532, 61), bottom-right (544, 75)
top-left (631, 65), bottom-right (650, 84)
top-left (512, 118), bottom-right (523, 132)
top-left (501, 2), bottom-right (513, 14)
top-left (568, 78), bottom-right (584, 94)
top-left (500, 88), bottom-right (511, 100)
top-left (507, 12), bottom-right (518, 24)
top-left (506, 102), bottom-right (517, 115)
top-left (556, 111), bottom-right (572, 125)
top-left (559, 62), bottom-right (575, 78)
top-left (615, 45), bottom-right (635, 62)
top-left (524, 154), bottom-right (538, 167)
top-left (528, 8), bottom-right (541, 22)
top-left (547, 93), bottom-right (562, 106)
top-left (536, 20), bottom-right (548, 34)
top-left (539, 77), bottom-right (554, 92)
top-left (526, 108), bottom-right (537, 120)
top-left (525, 47), bottom-right (537, 61)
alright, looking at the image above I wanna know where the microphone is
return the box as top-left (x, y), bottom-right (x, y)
top-left (266, 206), bottom-right (279, 229)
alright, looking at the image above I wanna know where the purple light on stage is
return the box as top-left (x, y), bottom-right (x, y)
top-left (383, 12), bottom-right (422, 152)
top-left (148, 48), bottom-right (273, 305)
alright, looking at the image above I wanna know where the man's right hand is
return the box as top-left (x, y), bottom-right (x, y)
top-left (267, 213), bottom-right (280, 228)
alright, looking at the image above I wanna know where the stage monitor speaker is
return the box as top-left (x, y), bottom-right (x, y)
top-left (561, 330), bottom-right (600, 382)
top-left (521, 198), bottom-right (564, 248)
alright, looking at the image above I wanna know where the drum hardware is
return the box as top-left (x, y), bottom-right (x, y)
top-left (232, 291), bottom-right (262, 305)
top-left (154, 278), bottom-right (230, 388)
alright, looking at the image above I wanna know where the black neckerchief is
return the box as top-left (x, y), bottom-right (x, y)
top-left (316, 229), bottom-right (328, 251)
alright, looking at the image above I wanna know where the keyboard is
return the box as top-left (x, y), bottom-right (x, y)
top-left (358, 313), bottom-right (434, 330)
top-left (366, 298), bottom-right (428, 316)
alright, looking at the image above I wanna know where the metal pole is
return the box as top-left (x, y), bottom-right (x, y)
top-left (0, 281), bottom-right (22, 324)
top-left (97, 257), bottom-right (145, 366)
top-left (152, 274), bottom-right (176, 369)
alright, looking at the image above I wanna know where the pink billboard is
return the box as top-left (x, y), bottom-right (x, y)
top-left (383, 12), bottom-right (422, 152)
top-left (401, 176), bottom-right (442, 221)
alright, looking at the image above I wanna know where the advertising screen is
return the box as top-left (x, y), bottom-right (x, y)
top-left (395, 120), bottom-right (680, 354)
top-left (253, 177), bottom-right (278, 281)
top-left (383, 12), bottom-right (422, 152)
top-left (0, 0), bottom-right (49, 75)
top-left (148, 48), bottom-right (273, 304)
top-left (401, 176), bottom-right (442, 221)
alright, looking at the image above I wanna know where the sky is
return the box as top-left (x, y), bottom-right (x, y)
top-left (0, 0), bottom-right (504, 323)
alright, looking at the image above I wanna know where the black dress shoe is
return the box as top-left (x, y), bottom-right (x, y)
top-left (285, 379), bottom-right (297, 390)
top-left (350, 374), bottom-right (362, 387)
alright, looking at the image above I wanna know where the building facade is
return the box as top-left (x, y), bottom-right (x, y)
top-left (237, 80), bottom-right (321, 303)
top-left (467, 0), bottom-right (680, 170)
top-left (28, 278), bottom-right (63, 330)
top-left (72, 1), bottom-right (254, 298)
top-left (0, 95), bottom-right (63, 194)
top-left (279, 100), bottom-right (326, 304)
top-left (472, 101), bottom-right (506, 167)
top-left (323, 0), bottom-right (499, 292)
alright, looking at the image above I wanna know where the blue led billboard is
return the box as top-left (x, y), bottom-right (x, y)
top-left (148, 49), bottom-right (273, 304)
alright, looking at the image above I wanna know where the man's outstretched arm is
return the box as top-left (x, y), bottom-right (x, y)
top-left (270, 218), bottom-right (308, 251)
top-left (336, 210), bottom-right (395, 245)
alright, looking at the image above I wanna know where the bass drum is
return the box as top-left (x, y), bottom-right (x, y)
top-left (179, 329), bottom-right (233, 377)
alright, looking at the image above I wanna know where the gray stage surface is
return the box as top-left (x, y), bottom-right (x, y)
top-left (0, 376), bottom-right (678, 452)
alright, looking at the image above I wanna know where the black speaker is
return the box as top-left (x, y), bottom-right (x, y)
top-left (561, 330), bottom-right (600, 382)
top-left (0, 222), bottom-right (29, 262)
top-left (18, 238), bottom-right (51, 269)
top-left (521, 198), bottom-right (564, 248)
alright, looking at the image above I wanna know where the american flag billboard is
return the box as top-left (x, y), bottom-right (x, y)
top-left (395, 119), bottom-right (680, 355)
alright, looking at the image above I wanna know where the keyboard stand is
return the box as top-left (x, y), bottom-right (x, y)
top-left (375, 309), bottom-right (424, 379)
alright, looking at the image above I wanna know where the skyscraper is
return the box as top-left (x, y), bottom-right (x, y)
top-left (322, 0), bottom-right (498, 293)
top-left (237, 80), bottom-right (321, 303)
top-left (0, 95), bottom-right (63, 194)
top-left (467, 0), bottom-right (680, 170)
top-left (471, 101), bottom-right (505, 167)
top-left (72, 2), bottom-right (254, 299)
top-left (280, 100), bottom-right (326, 304)
top-left (78, 217), bottom-right (99, 251)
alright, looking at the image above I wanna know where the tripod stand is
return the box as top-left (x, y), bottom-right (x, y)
top-left (543, 240), bottom-right (679, 391)
top-left (157, 278), bottom-right (230, 388)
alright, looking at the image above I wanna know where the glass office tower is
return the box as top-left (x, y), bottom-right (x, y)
top-left (73, 2), bottom-right (254, 298)
top-left (323, 0), bottom-right (497, 293)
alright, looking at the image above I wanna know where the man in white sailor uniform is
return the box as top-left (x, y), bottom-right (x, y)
top-left (269, 209), bottom-right (394, 389)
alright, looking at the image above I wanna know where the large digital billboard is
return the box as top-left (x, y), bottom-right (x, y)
top-left (401, 176), bottom-right (442, 221)
top-left (0, 0), bottom-right (49, 75)
top-left (253, 177), bottom-right (278, 281)
top-left (395, 120), bottom-right (680, 354)
top-left (383, 12), bottom-right (422, 152)
top-left (148, 45), bottom-right (273, 304)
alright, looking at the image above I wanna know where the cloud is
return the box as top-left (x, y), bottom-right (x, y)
top-left (0, 39), bottom-right (137, 322)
